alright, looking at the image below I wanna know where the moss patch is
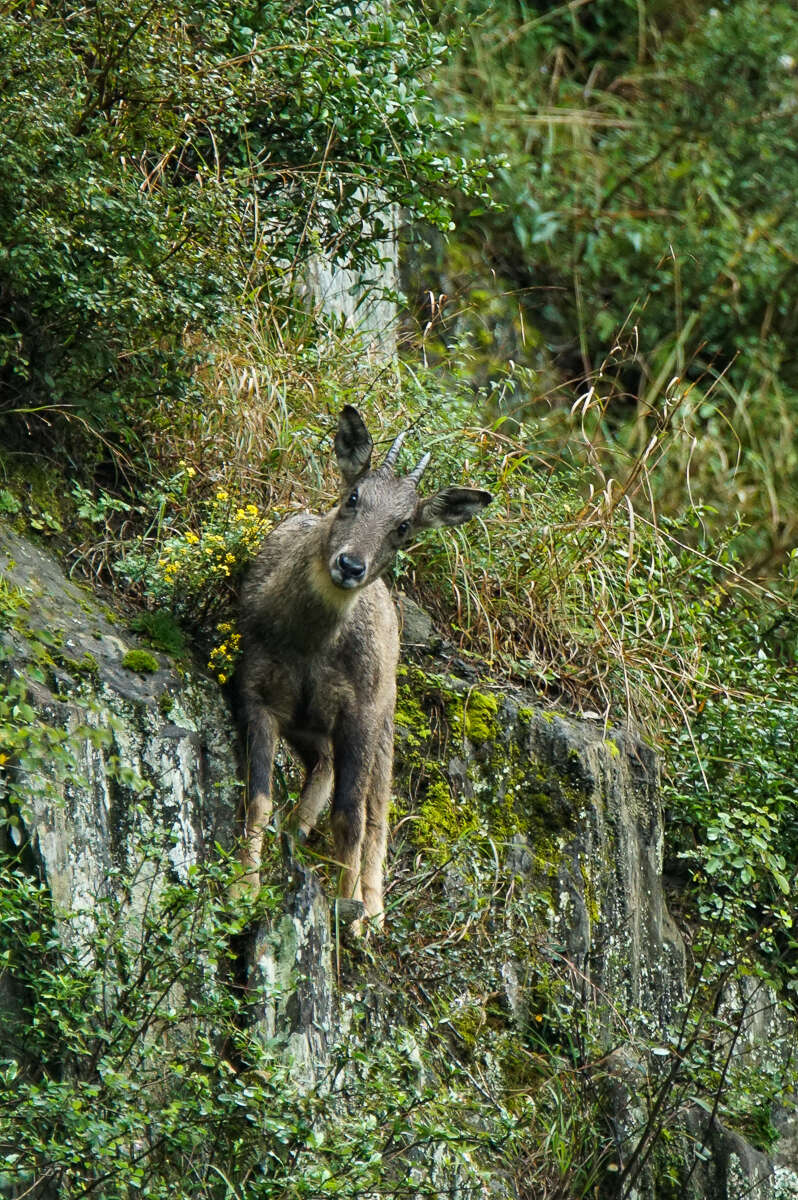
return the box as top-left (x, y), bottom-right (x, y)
top-left (395, 665), bottom-right (433, 749)
top-left (0, 578), bottom-right (30, 630)
top-left (392, 662), bottom-right (590, 896)
top-left (462, 690), bottom-right (500, 742)
top-left (446, 687), bottom-right (501, 744)
top-left (122, 649), bottom-right (160, 674)
top-left (579, 860), bottom-right (600, 926)
top-left (130, 610), bottom-right (186, 658)
top-left (415, 775), bottom-right (479, 865)
top-left (54, 651), bottom-right (100, 681)
top-left (4, 463), bottom-right (71, 539)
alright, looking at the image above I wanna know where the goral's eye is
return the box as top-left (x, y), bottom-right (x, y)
top-left (346, 489), bottom-right (359, 509)
top-left (397, 520), bottom-right (411, 537)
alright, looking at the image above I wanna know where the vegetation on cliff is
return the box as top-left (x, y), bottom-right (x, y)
top-left (1, 0), bottom-right (798, 1196)
top-left (418, 0), bottom-right (798, 569)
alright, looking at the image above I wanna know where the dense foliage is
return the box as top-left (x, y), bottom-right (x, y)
top-left (419, 0), bottom-right (798, 565)
top-left (1, 0), bottom-right (798, 1195)
top-left (0, 839), bottom-right (500, 1198)
top-left (0, 0), bottom-right (478, 436)
top-left (665, 600), bottom-right (798, 992)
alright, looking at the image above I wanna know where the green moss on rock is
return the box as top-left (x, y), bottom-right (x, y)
top-left (448, 1002), bottom-right (487, 1053)
top-left (0, 578), bottom-right (30, 629)
top-left (579, 860), bottom-right (600, 926)
top-left (56, 651), bottom-right (100, 680)
top-left (462, 690), bottom-right (500, 742)
top-left (394, 664), bottom-right (585, 874)
top-left (131, 610), bottom-right (186, 658)
top-left (446, 688), bottom-right (501, 744)
top-left (395, 668), bottom-right (432, 747)
top-left (122, 649), bottom-right (160, 674)
top-left (414, 776), bottom-right (479, 865)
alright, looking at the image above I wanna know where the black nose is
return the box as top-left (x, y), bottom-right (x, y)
top-left (337, 553), bottom-right (366, 581)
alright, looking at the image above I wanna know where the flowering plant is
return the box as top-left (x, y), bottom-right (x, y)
top-left (118, 483), bottom-right (271, 681)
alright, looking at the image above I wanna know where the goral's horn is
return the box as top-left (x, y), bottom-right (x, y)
top-left (408, 452), bottom-right (431, 486)
top-left (381, 429), bottom-right (407, 472)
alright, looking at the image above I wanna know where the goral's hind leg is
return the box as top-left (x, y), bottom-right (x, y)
top-left (330, 718), bottom-right (373, 909)
top-left (361, 709), bottom-right (393, 927)
top-left (236, 703), bottom-right (278, 897)
top-left (288, 735), bottom-right (334, 841)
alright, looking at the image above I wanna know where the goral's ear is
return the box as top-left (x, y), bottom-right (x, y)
top-left (334, 406), bottom-right (373, 485)
top-left (416, 487), bottom-right (493, 529)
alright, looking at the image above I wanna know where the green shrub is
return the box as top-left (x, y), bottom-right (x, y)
top-left (0, 825), bottom-right (515, 1200)
top-left (427, 0), bottom-right (798, 373)
top-left (664, 592), bottom-right (798, 991)
top-left (130, 610), bottom-right (187, 658)
top-left (419, 0), bottom-right (798, 565)
top-left (0, 0), bottom-right (484, 442)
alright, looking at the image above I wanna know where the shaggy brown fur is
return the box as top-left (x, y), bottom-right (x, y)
top-left (235, 406), bottom-right (491, 926)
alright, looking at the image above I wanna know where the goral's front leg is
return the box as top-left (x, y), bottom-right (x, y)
top-left (330, 715), bottom-right (375, 913)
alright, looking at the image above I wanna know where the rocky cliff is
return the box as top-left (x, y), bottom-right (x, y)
top-left (1, 524), bottom-right (795, 1199)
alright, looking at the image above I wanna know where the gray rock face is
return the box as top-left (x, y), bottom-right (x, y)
top-left (395, 590), bottom-right (439, 650)
top-left (686, 1115), bottom-right (775, 1200)
top-left (304, 240), bottom-right (398, 360)
top-left (0, 522), bottom-right (343, 1077)
top-left (2, 526), bottom-right (795, 1199)
top-left (245, 858), bottom-right (335, 1075)
top-left (515, 710), bottom-right (686, 1024)
top-left (302, 194), bottom-right (398, 359)
top-left (396, 668), bottom-right (687, 1024)
top-left (0, 524), bottom-right (238, 937)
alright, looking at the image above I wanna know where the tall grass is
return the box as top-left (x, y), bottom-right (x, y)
top-left (86, 304), bottom-right (794, 741)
